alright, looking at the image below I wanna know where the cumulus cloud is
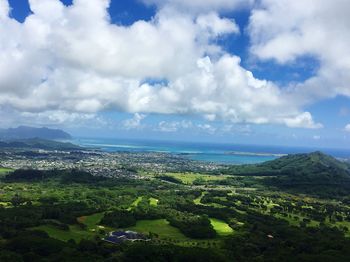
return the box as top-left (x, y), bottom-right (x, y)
top-left (345, 124), bottom-right (350, 132)
top-left (248, 0), bottom-right (350, 105)
top-left (197, 124), bottom-right (217, 134)
top-left (157, 120), bottom-right (193, 132)
top-left (141, 0), bottom-right (254, 13)
top-left (313, 135), bottom-right (321, 140)
top-left (122, 113), bottom-right (146, 130)
top-left (0, 0), bottom-right (322, 129)
top-left (283, 112), bottom-right (323, 129)
top-left (221, 124), bottom-right (252, 135)
top-left (0, 108), bottom-right (104, 128)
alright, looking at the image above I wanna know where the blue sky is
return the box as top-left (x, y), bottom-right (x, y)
top-left (2, 0), bottom-right (350, 149)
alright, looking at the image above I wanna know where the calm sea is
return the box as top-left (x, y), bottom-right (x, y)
top-left (74, 137), bottom-right (350, 165)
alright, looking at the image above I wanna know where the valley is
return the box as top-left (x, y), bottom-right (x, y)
top-left (1, 148), bottom-right (350, 261)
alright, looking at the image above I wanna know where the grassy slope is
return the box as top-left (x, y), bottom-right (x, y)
top-left (163, 172), bottom-right (229, 185)
top-left (149, 197), bottom-right (159, 207)
top-left (193, 192), bottom-right (206, 205)
top-left (126, 219), bottom-right (190, 241)
top-left (34, 212), bottom-right (113, 242)
top-left (127, 196), bottom-right (143, 211)
top-left (227, 151), bottom-right (350, 177)
top-left (33, 224), bottom-right (96, 242)
top-left (77, 212), bottom-right (105, 230)
top-left (0, 167), bottom-right (12, 177)
top-left (210, 218), bottom-right (234, 236)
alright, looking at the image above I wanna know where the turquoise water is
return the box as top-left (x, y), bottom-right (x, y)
top-left (74, 137), bottom-right (350, 165)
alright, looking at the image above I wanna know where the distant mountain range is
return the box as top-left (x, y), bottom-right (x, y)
top-left (0, 138), bottom-right (82, 151)
top-left (0, 126), bottom-right (71, 140)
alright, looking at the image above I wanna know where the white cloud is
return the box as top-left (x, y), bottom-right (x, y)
top-left (0, 0), bottom-right (9, 19)
top-left (0, 108), bottom-right (104, 129)
top-left (248, 0), bottom-right (350, 105)
top-left (141, 0), bottom-right (254, 13)
top-left (122, 113), bottom-right (146, 130)
top-left (313, 135), bottom-right (321, 140)
top-left (0, 0), bottom-right (323, 129)
top-left (221, 124), bottom-right (252, 135)
top-left (198, 124), bottom-right (216, 134)
top-left (345, 124), bottom-right (350, 132)
top-left (158, 121), bottom-right (179, 132)
top-left (157, 120), bottom-right (193, 132)
top-left (283, 112), bottom-right (323, 129)
top-left (196, 12), bottom-right (240, 36)
top-left (21, 111), bottom-right (97, 125)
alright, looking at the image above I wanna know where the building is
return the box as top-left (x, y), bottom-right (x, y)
top-left (103, 230), bottom-right (149, 244)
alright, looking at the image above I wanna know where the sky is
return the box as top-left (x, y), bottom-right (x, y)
top-left (1, 0), bottom-right (350, 149)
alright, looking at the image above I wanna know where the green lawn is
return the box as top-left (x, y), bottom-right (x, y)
top-left (149, 197), bottom-right (159, 207)
top-left (193, 192), bottom-right (225, 208)
top-left (34, 217), bottom-right (232, 244)
top-left (210, 218), bottom-right (234, 236)
top-left (159, 173), bottom-right (229, 185)
top-left (33, 224), bottom-right (96, 242)
top-left (33, 212), bottom-right (112, 243)
top-left (335, 221), bottom-right (350, 237)
top-left (0, 167), bottom-right (12, 177)
top-left (193, 192), bottom-right (206, 205)
top-left (126, 219), bottom-right (190, 241)
top-left (34, 213), bottom-right (111, 243)
top-left (127, 196), bottom-right (143, 211)
top-left (0, 201), bottom-right (10, 207)
top-left (77, 212), bottom-right (105, 230)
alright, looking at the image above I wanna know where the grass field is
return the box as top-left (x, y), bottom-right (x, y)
top-left (336, 221), bottom-right (350, 237)
top-left (127, 218), bottom-right (234, 239)
top-left (33, 224), bottom-right (96, 242)
top-left (210, 218), bottom-right (234, 236)
top-left (0, 167), bottom-right (12, 177)
top-left (149, 197), bottom-right (159, 207)
top-left (0, 201), bottom-right (10, 207)
top-left (34, 212), bottom-right (111, 242)
top-left (193, 192), bottom-right (206, 205)
top-left (158, 172), bottom-right (229, 185)
top-left (193, 192), bottom-right (225, 208)
top-left (126, 219), bottom-right (190, 241)
top-left (77, 212), bottom-right (105, 230)
top-left (126, 219), bottom-right (226, 247)
top-left (127, 196), bottom-right (143, 211)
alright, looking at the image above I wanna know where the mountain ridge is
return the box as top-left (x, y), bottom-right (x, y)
top-left (222, 151), bottom-right (350, 197)
top-left (225, 151), bottom-right (350, 177)
top-left (0, 126), bottom-right (71, 140)
top-left (0, 138), bottom-right (82, 151)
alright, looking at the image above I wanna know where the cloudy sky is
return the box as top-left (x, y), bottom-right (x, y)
top-left (1, 0), bottom-right (350, 148)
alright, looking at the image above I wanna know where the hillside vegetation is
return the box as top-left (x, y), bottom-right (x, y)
top-left (0, 138), bottom-right (81, 151)
top-left (223, 151), bottom-right (350, 197)
top-left (0, 126), bottom-right (71, 140)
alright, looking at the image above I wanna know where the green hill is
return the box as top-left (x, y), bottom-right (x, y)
top-left (0, 126), bottom-right (71, 140)
top-left (224, 152), bottom-right (350, 197)
top-left (226, 151), bottom-right (350, 176)
top-left (0, 138), bottom-right (82, 151)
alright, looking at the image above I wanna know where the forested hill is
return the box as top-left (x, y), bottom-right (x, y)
top-left (0, 126), bottom-right (71, 140)
top-left (223, 151), bottom-right (350, 197)
top-left (224, 151), bottom-right (350, 177)
top-left (0, 138), bottom-right (82, 151)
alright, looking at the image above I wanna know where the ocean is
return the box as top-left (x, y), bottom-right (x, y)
top-left (74, 137), bottom-right (350, 165)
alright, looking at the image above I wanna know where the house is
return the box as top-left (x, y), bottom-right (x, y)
top-left (103, 230), bottom-right (149, 244)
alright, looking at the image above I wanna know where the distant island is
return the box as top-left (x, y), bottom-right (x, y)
top-left (0, 126), bottom-right (71, 140)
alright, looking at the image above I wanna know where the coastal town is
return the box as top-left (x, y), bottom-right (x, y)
top-left (0, 147), bottom-right (223, 178)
